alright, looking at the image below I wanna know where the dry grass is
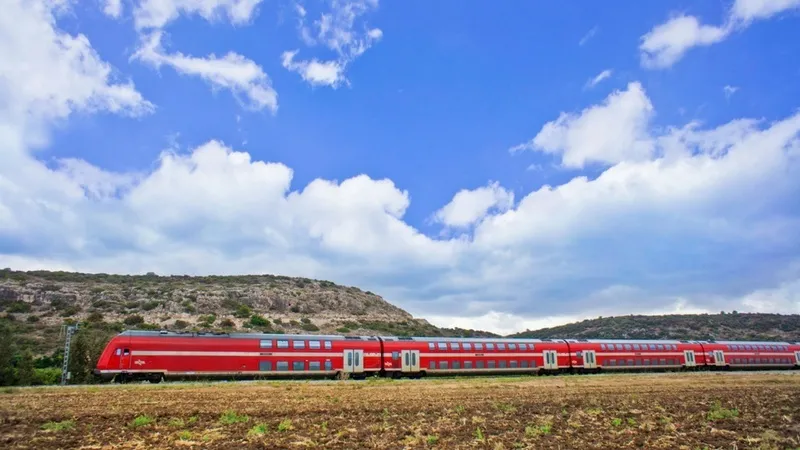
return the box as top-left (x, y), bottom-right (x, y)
top-left (0, 372), bottom-right (798, 449)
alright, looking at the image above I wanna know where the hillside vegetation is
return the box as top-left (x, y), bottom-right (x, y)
top-left (0, 268), bottom-right (495, 385)
top-left (511, 313), bottom-right (800, 341)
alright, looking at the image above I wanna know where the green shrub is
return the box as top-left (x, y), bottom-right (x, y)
top-left (123, 315), bottom-right (144, 326)
top-left (141, 301), bottom-right (160, 311)
top-left (26, 315), bottom-right (40, 323)
top-left (301, 322), bottom-right (319, 332)
top-left (34, 368), bottom-right (61, 385)
top-left (220, 318), bottom-right (235, 328)
top-left (249, 315), bottom-right (269, 327)
top-left (6, 302), bottom-right (31, 313)
top-left (234, 305), bottom-right (251, 318)
top-left (173, 320), bottom-right (189, 329)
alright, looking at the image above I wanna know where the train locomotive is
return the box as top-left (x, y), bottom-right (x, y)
top-left (93, 330), bottom-right (800, 383)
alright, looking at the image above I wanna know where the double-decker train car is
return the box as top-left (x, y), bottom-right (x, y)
top-left (379, 336), bottom-right (569, 377)
top-left (94, 330), bottom-right (382, 382)
top-left (698, 340), bottom-right (798, 369)
top-left (564, 339), bottom-right (706, 371)
top-left (93, 330), bottom-right (800, 383)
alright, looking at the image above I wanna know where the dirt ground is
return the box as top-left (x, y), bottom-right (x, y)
top-left (0, 372), bottom-right (798, 449)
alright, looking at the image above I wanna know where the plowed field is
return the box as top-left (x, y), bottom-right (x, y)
top-left (1, 372), bottom-right (798, 449)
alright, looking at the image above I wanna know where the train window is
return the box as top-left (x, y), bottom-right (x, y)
top-left (508, 343), bottom-right (517, 351)
top-left (758, 345), bottom-right (765, 351)
top-left (259, 361), bottom-right (272, 371)
top-left (488, 361), bottom-right (496, 368)
top-left (439, 361), bottom-right (448, 369)
top-left (463, 343), bottom-right (472, 351)
top-left (486, 343), bottom-right (495, 351)
top-left (624, 344), bottom-right (631, 351)
top-left (770, 358), bottom-right (776, 364)
top-left (628, 359), bottom-right (634, 366)
top-left (643, 359), bottom-right (650, 365)
top-left (115, 349), bottom-right (121, 356)
top-left (428, 343), bottom-right (435, 350)
top-left (476, 361), bottom-right (485, 369)
top-left (437, 342), bottom-right (447, 351)
top-left (495, 343), bottom-right (504, 351)
top-left (324, 341), bottom-right (332, 349)
top-left (277, 340), bottom-right (289, 349)
top-left (292, 361), bottom-right (304, 371)
top-left (659, 359), bottom-right (666, 365)
top-left (293, 340), bottom-right (305, 349)
top-left (429, 361), bottom-right (436, 370)
top-left (277, 361), bottom-right (289, 371)
top-left (452, 361), bottom-right (460, 369)
top-left (260, 340), bottom-right (273, 349)
top-left (749, 358), bottom-right (755, 364)
top-left (475, 343), bottom-right (484, 351)
top-left (608, 360), bottom-right (616, 366)
top-left (510, 361), bottom-right (518, 368)
top-left (451, 343), bottom-right (460, 350)
top-left (309, 341), bottom-right (321, 349)
top-left (123, 349), bottom-right (130, 355)
top-left (632, 344), bottom-right (640, 351)
top-left (615, 344), bottom-right (623, 351)
top-left (325, 360), bottom-right (332, 370)
top-left (656, 345), bottom-right (663, 351)
top-left (499, 361), bottom-right (507, 368)
top-left (520, 361), bottom-right (528, 368)
top-left (309, 361), bottom-right (321, 371)
top-left (528, 344), bottom-right (535, 351)
top-left (531, 360), bottom-right (537, 368)
top-left (464, 361), bottom-right (473, 369)
top-left (575, 351), bottom-right (582, 358)
top-left (392, 352), bottom-right (399, 360)
top-left (647, 344), bottom-right (654, 350)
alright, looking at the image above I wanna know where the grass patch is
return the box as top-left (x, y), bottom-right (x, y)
top-left (168, 417), bottom-right (184, 428)
top-left (248, 423), bottom-right (269, 437)
top-left (41, 420), bottom-right (75, 432)
top-left (707, 401), bottom-right (739, 421)
top-left (130, 415), bottom-right (155, 428)
top-left (277, 419), bottom-right (293, 432)
top-left (219, 410), bottom-right (249, 425)
top-left (177, 430), bottom-right (192, 441)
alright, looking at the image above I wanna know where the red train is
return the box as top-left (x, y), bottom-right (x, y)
top-left (93, 330), bottom-right (800, 383)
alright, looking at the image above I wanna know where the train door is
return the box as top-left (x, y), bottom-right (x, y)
top-left (343, 349), bottom-right (364, 374)
top-left (583, 350), bottom-right (597, 369)
top-left (118, 348), bottom-right (131, 370)
top-left (543, 350), bottom-right (558, 370)
top-left (794, 351), bottom-right (800, 366)
top-left (683, 350), bottom-right (696, 367)
top-left (713, 350), bottom-right (726, 366)
top-left (401, 350), bottom-right (420, 372)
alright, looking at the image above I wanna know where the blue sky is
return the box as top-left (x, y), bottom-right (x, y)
top-left (1, 0), bottom-right (800, 334)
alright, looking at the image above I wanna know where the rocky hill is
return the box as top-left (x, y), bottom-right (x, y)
top-left (510, 313), bottom-right (800, 342)
top-left (0, 268), bottom-right (496, 357)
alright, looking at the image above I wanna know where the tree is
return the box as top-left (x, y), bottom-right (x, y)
top-left (67, 325), bottom-right (117, 384)
top-left (0, 322), bottom-right (16, 386)
top-left (16, 350), bottom-right (35, 386)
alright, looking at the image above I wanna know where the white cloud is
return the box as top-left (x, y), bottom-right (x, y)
top-left (434, 182), bottom-right (514, 228)
top-left (133, 31), bottom-right (278, 112)
top-left (639, 16), bottom-right (729, 69)
top-left (102, 0), bottom-right (123, 18)
top-left (640, 0), bottom-right (800, 69)
top-left (578, 26), bottom-right (598, 46)
top-left (724, 85), bottom-right (740, 99)
top-left (585, 69), bottom-right (612, 89)
top-left (281, 50), bottom-right (346, 88)
top-left (732, 0), bottom-right (800, 21)
top-left (0, 0), bottom-right (152, 151)
top-left (285, 0), bottom-right (382, 87)
top-left (510, 82), bottom-right (655, 168)
top-left (133, 0), bottom-right (264, 30)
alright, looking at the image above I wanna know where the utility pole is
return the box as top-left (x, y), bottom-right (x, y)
top-left (60, 324), bottom-right (79, 385)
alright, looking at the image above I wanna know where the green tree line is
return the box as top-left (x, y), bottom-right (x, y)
top-left (0, 318), bottom-right (119, 386)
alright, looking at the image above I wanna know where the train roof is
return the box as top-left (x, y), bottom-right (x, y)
top-left (377, 336), bottom-right (554, 343)
top-left (118, 330), bottom-right (380, 341)
top-left (696, 339), bottom-right (794, 345)
top-left (562, 338), bottom-right (690, 344)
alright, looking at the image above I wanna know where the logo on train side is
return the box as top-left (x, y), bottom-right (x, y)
top-left (134, 359), bottom-right (145, 366)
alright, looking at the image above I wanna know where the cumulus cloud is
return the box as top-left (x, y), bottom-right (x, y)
top-left (640, 0), bottom-right (800, 69)
top-left (434, 182), bottom-right (514, 228)
top-left (133, 31), bottom-right (278, 112)
top-left (510, 82), bottom-right (655, 168)
top-left (284, 0), bottom-right (383, 87)
top-left (3, 1), bottom-right (800, 333)
top-left (102, 0), bottom-right (123, 18)
top-left (133, 0), bottom-right (263, 30)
